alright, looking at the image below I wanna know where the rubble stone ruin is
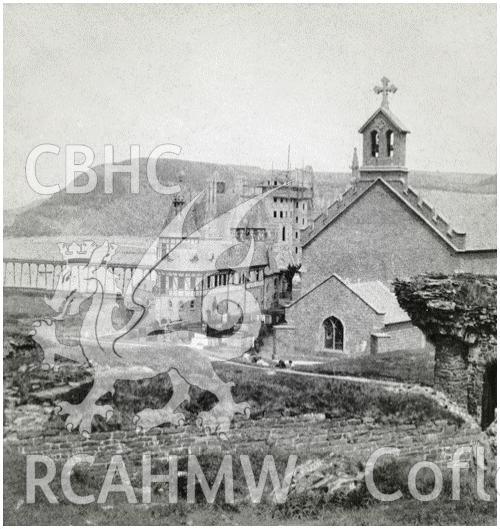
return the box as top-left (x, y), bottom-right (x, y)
top-left (394, 273), bottom-right (496, 429)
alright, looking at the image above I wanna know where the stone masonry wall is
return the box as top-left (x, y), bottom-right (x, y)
top-left (433, 337), bottom-right (470, 409)
top-left (376, 322), bottom-right (429, 354)
top-left (301, 183), bottom-right (493, 292)
top-left (285, 275), bottom-right (383, 357)
top-left (6, 415), bottom-right (482, 479)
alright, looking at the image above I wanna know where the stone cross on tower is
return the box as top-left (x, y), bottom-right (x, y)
top-left (373, 76), bottom-right (397, 108)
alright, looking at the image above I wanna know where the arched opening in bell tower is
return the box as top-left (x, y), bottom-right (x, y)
top-left (370, 130), bottom-right (379, 158)
top-left (386, 130), bottom-right (394, 157)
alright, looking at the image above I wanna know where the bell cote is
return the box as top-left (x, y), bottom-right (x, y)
top-left (358, 77), bottom-right (410, 183)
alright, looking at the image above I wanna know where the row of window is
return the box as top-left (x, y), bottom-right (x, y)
top-left (273, 211), bottom-right (306, 225)
top-left (157, 268), bottom-right (266, 294)
top-left (273, 197), bottom-right (307, 210)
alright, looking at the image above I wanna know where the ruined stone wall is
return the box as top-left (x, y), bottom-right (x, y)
top-left (6, 414), bottom-right (482, 479)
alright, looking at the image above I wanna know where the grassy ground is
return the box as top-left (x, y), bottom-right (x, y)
top-left (296, 349), bottom-right (435, 386)
top-left (5, 342), bottom-right (459, 430)
top-left (4, 445), bottom-right (496, 525)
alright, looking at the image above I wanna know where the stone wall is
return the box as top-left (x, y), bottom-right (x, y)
top-left (301, 182), bottom-right (495, 292)
top-left (434, 337), bottom-right (470, 409)
top-left (374, 322), bottom-right (428, 355)
top-left (6, 414), bottom-right (482, 478)
top-left (284, 275), bottom-right (383, 357)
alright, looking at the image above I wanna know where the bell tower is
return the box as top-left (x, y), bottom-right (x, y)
top-left (358, 77), bottom-right (410, 183)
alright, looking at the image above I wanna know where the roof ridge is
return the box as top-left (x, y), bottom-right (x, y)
top-left (302, 178), bottom-right (469, 251)
top-left (390, 180), bottom-right (466, 249)
top-left (302, 181), bottom-right (374, 247)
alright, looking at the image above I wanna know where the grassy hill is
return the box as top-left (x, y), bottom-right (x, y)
top-left (4, 158), bottom-right (495, 238)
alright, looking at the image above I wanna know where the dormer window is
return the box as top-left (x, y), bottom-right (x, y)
top-left (386, 130), bottom-right (394, 157)
top-left (370, 130), bottom-right (379, 158)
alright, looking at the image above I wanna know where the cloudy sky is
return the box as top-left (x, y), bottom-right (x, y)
top-left (4, 3), bottom-right (496, 209)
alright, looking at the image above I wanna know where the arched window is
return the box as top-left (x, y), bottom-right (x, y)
top-left (370, 130), bottom-right (379, 158)
top-left (323, 316), bottom-right (344, 351)
top-left (282, 226), bottom-right (286, 241)
top-left (386, 130), bottom-right (394, 157)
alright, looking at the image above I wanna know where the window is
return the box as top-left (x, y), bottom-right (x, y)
top-left (371, 130), bottom-right (379, 158)
top-left (386, 130), bottom-right (394, 157)
top-left (302, 203), bottom-right (305, 210)
top-left (323, 316), bottom-right (344, 351)
top-left (282, 226), bottom-right (286, 241)
top-left (296, 216), bottom-right (299, 223)
top-left (169, 276), bottom-right (174, 290)
top-left (280, 211), bottom-right (283, 218)
top-left (178, 276), bottom-right (185, 290)
top-left (302, 218), bottom-right (305, 225)
top-left (295, 231), bottom-right (298, 239)
top-left (190, 276), bottom-right (196, 290)
top-left (273, 211), bottom-right (277, 218)
top-left (160, 274), bottom-right (166, 294)
top-left (295, 247), bottom-right (298, 254)
top-left (273, 197), bottom-right (277, 203)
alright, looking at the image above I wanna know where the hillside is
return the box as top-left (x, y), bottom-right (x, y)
top-left (4, 158), bottom-right (495, 238)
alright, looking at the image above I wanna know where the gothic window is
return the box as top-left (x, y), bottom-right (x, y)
top-left (371, 130), bottom-right (379, 158)
top-left (323, 316), bottom-right (344, 351)
top-left (386, 130), bottom-right (394, 157)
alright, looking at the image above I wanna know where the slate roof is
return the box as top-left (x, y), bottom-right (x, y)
top-left (417, 189), bottom-right (496, 251)
top-left (345, 280), bottom-right (410, 325)
top-left (301, 178), bottom-right (496, 252)
top-left (4, 236), bottom-right (271, 273)
top-left (3, 236), bottom-right (154, 266)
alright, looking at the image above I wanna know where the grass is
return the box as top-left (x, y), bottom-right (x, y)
top-left (5, 338), bottom-right (460, 430)
top-left (296, 349), bottom-right (435, 386)
top-left (4, 445), bottom-right (496, 525)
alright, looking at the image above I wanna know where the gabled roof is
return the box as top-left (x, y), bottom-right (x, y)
top-left (286, 274), bottom-right (411, 326)
top-left (345, 280), bottom-right (410, 325)
top-left (301, 178), bottom-right (496, 253)
top-left (285, 272), bottom-right (384, 313)
top-left (358, 106), bottom-right (410, 134)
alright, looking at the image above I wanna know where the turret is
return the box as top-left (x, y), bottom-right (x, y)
top-left (358, 77), bottom-right (410, 184)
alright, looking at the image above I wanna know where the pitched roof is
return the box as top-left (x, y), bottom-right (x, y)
top-left (416, 189), bottom-right (496, 251)
top-left (301, 178), bottom-right (496, 252)
top-left (3, 235), bottom-right (271, 272)
top-left (345, 280), bottom-right (410, 325)
top-left (358, 106), bottom-right (410, 134)
top-left (285, 274), bottom-right (410, 326)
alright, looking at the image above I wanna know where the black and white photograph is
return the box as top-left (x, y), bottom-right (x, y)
top-left (2, 3), bottom-right (497, 525)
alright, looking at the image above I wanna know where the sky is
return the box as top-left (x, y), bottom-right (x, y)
top-left (4, 3), bottom-right (497, 209)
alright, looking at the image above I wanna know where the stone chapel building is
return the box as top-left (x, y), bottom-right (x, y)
top-left (276, 77), bottom-right (496, 359)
